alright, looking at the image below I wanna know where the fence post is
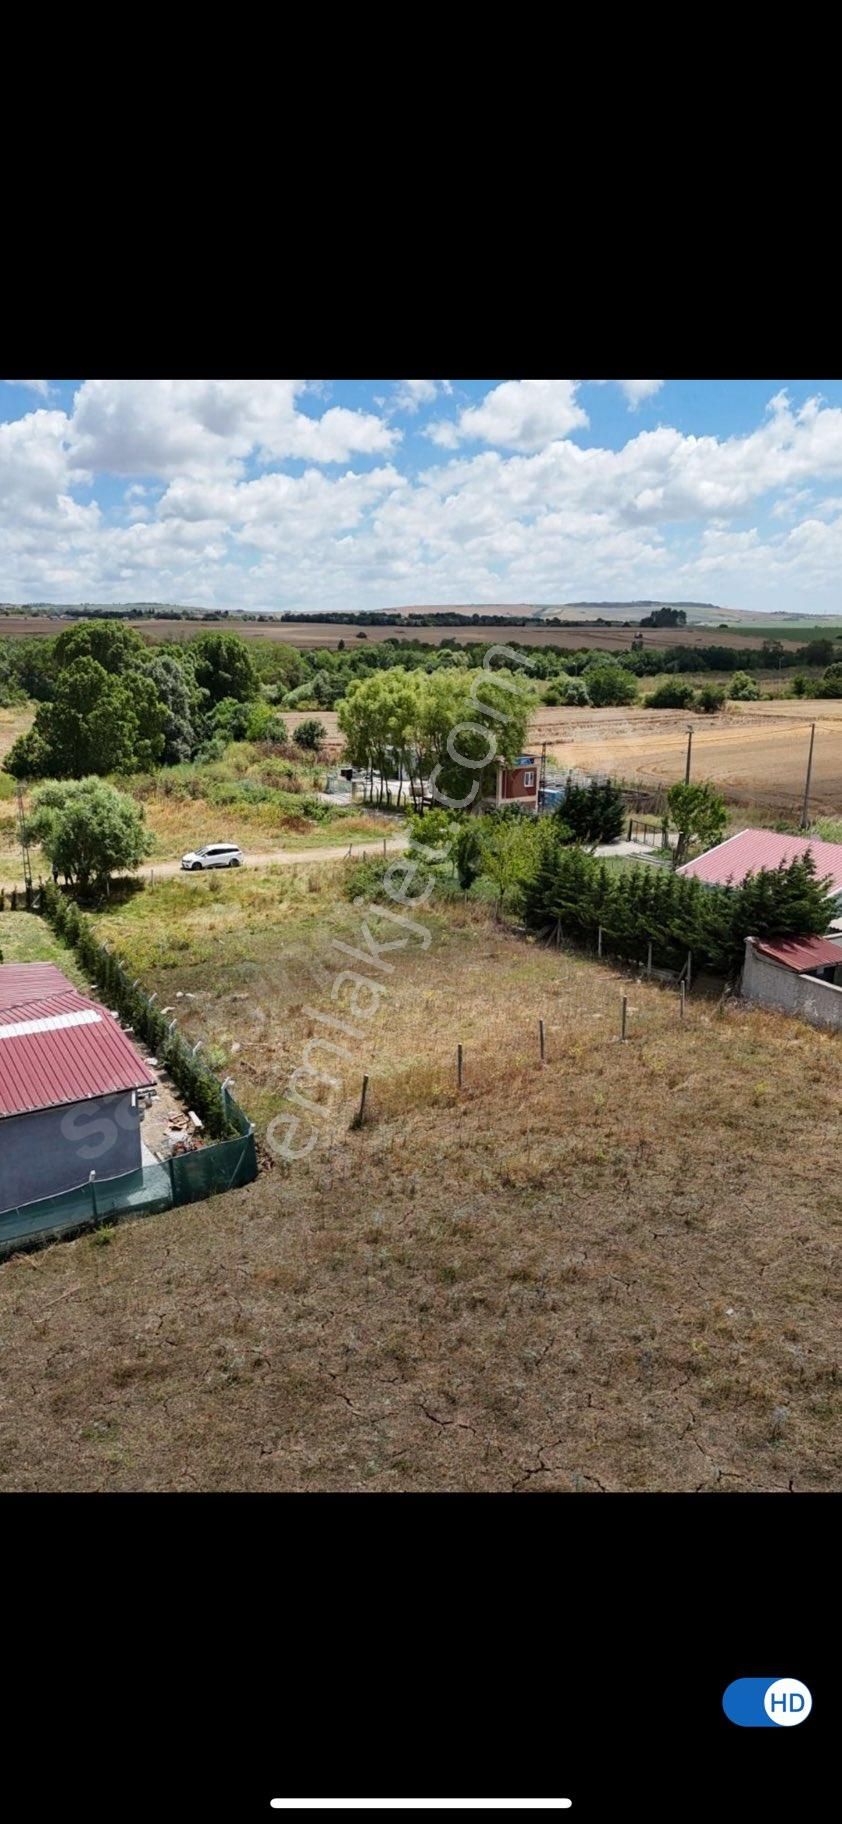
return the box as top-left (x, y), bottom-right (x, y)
top-left (627, 818), bottom-right (632, 841)
top-left (167, 1155), bottom-right (177, 1201)
top-left (686, 952), bottom-right (693, 991)
top-left (646, 940), bottom-right (653, 978)
top-left (354, 1074), bottom-right (369, 1127)
top-left (89, 1171), bottom-right (98, 1220)
top-left (621, 995), bottom-right (628, 1042)
top-left (597, 925), bottom-right (603, 958)
top-left (539, 1018), bottom-right (545, 1064)
top-left (457, 1043), bottom-right (463, 1088)
top-left (680, 980), bottom-right (686, 1020)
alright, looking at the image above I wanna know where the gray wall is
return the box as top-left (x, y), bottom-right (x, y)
top-left (742, 942), bottom-right (842, 1032)
top-left (0, 1090), bottom-right (143, 1215)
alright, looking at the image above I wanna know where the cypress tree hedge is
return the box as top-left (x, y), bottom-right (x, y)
top-left (521, 829), bottom-right (833, 977)
top-left (39, 880), bottom-right (237, 1138)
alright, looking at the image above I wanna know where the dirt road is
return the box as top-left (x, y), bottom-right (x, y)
top-left (147, 835), bottom-right (410, 881)
top-left (0, 835), bottom-right (411, 894)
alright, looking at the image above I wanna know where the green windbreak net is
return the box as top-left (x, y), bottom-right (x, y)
top-left (0, 1129), bottom-right (257, 1255)
top-left (169, 1131), bottom-right (258, 1205)
top-left (0, 1161), bottom-right (173, 1255)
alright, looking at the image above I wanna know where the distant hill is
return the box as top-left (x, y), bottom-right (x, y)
top-left (1, 599), bottom-right (837, 629)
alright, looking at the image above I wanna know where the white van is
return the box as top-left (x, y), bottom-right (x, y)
top-left (180, 844), bottom-right (244, 871)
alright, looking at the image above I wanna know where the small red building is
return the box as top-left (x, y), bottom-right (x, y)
top-left (482, 754), bottom-right (539, 812)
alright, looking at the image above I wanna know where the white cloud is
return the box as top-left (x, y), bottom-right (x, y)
top-left (617, 380), bottom-right (664, 409)
top-left (68, 379), bottom-right (398, 477)
top-left (427, 380), bottom-right (589, 452)
top-left (393, 380), bottom-right (453, 413)
top-left (2, 379), bottom-right (50, 398)
top-left (4, 382), bottom-right (842, 614)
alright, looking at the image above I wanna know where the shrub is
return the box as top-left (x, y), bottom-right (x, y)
top-left (646, 680), bottom-right (697, 709)
top-left (695, 684), bottom-right (726, 714)
top-left (343, 858), bottom-right (392, 901)
top-left (728, 671), bottom-right (760, 701)
top-left (520, 836), bottom-right (832, 976)
top-left (294, 718), bottom-right (328, 751)
top-left (554, 777), bottom-right (626, 846)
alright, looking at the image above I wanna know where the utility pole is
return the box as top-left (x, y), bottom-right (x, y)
top-left (684, 726), bottom-right (693, 786)
top-left (800, 722), bottom-right (816, 830)
top-left (15, 783), bottom-right (32, 893)
top-left (538, 741), bottom-right (547, 808)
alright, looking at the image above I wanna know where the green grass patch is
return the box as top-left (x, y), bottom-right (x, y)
top-left (0, 910), bottom-right (86, 984)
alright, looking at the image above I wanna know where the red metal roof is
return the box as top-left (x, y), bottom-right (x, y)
top-left (0, 963), bottom-right (76, 1011)
top-left (0, 988), bottom-right (157, 1120)
top-left (677, 828), bottom-right (842, 896)
top-left (754, 934), bottom-right (842, 971)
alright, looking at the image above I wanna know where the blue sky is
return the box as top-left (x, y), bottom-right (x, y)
top-left (3, 378), bottom-right (842, 614)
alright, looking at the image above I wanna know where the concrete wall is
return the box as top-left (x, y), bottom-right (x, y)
top-left (0, 1090), bottom-right (143, 1215)
top-left (742, 942), bottom-right (842, 1033)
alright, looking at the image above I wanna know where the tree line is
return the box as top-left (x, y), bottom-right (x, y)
top-left (520, 835), bottom-right (833, 975)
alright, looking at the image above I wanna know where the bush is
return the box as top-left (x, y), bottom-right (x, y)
top-left (728, 671), bottom-right (760, 701)
top-left (583, 662), bottom-right (638, 708)
top-left (343, 858), bottom-right (392, 901)
top-left (554, 777), bottom-right (626, 846)
top-left (646, 680), bottom-right (697, 709)
top-left (294, 718), bottom-right (328, 751)
top-left (520, 836), bottom-right (832, 976)
top-left (695, 683), bottom-right (726, 714)
top-left (816, 662), bottom-right (842, 698)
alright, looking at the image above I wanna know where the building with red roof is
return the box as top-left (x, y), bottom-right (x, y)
top-left (0, 965), bottom-right (157, 1215)
top-left (742, 933), bottom-right (842, 1030)
top-left (677, 827), bottom-right (842, 912)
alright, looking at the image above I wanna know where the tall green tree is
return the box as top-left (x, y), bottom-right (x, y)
top-left (556, 777), bottom-right (626, 846)
top-left (666, 780), bottom-right (728, 870)
top-left (26, 777), bottom-right (154, 893)
top-left (479, 813), bottom-right (540, 920)
top-left (4, 658), bottom-right (166, 778)
top-left (53, 619), bottom-right (146, 674)
top-left (143, 652), bottom-right (204, 763)
top-left (189, 633), bottom-right (260, 705)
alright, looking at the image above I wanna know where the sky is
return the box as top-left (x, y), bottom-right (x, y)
top-left (3, 378), bottom-right (842, 616)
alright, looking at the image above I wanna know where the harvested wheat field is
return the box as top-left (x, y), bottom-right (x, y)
top-left (533, 700), bottom-right (842, 816)
top-left (0, 613), bottom-right (786, 651)
top-left (0, 872), bottom-right (839, 1493)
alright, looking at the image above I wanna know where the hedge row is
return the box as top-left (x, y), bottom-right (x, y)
top-left (521, 835), bottom-right (834, 977)
top-left (39, 880), bottom-right (238, 1138)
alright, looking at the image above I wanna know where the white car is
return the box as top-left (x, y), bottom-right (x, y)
top-left (181, 843), bottom-right (244, 871)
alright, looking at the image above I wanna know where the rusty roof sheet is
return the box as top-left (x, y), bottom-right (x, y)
top-left (753, 933), bottom-right (842, 971)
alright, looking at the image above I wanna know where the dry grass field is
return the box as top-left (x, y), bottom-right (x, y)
top-left (0, 613), bottom-right (794, 652)
top-left (0, 873), bottom-right (839, 1492)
